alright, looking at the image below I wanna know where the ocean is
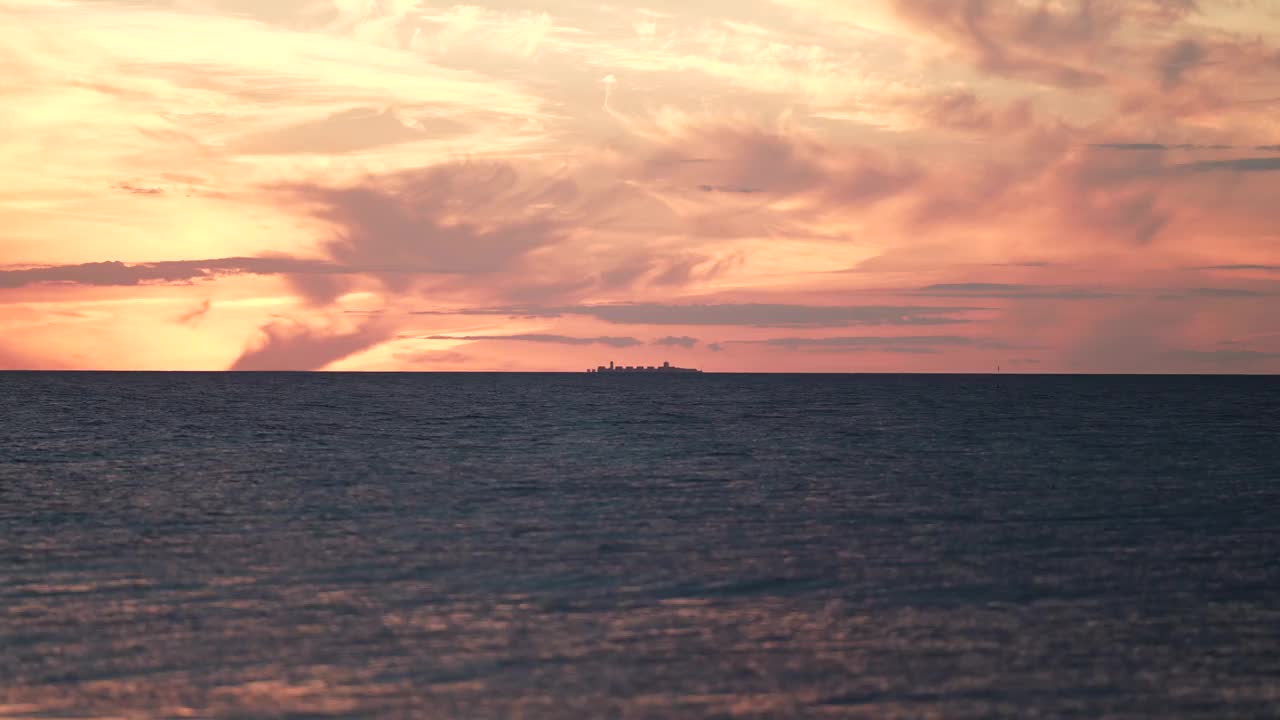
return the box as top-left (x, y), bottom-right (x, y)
top-left (1, 372), bottom-right (1277, 718)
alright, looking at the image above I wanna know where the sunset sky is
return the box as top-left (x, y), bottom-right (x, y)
top-left (2, 0), bottom-right (1278, 371)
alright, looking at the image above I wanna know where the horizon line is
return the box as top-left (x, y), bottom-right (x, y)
top-left (1, 370), bottom-right (1277, 376)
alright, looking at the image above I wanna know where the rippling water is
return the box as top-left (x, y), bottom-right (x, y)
top-left (1, 372), bottom-right (1278, 718)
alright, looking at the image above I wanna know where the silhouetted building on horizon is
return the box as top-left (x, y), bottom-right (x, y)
top-left (589, 360), bottom-right (701, 374)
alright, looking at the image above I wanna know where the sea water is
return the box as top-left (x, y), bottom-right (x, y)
top-left (1, 372), bottom-right (1278, 718)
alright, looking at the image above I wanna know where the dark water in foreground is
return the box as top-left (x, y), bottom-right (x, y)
top-left (1, 373), bottom-right (1278, 719)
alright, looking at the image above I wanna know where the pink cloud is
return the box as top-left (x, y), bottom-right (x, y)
top-left (230, 320), bottom-right (392, 371)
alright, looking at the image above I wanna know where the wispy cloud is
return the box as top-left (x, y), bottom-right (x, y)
top-left (2, 0), bottom-right (1279, 372)
top-left (734, 334), bottom-right (1012, 350)
top-left (424, 334), bottom-right (642, 348)
top-left (1197, 264), bottom-right (1280, 272)
top-left (231, 107), bottom-right (462, 156)
top-left (231, 320), bottom-right (392, 371)
top-left (1165, 349), bottom-right (1280, 367)
top-left (276, 161), bottom-right (579, 303)
top-left (0, 257), bottom-right (343, 290)
top-left (115, 182), bottom-right (165, 196)
top-left (176, 298), bottom-right (213, 325)
top-left (653, 335), bottom-right (700, 348)
top-left (888, 0), bottom-right (1115, 88)
top-left (1089, 143), bottom-right (1239, 151)
top-left (415, 303), bottom-right (982, 328)
top-left (1169, 158), bottom-right (1280, 173)
top-left (698, 184), bottom-right (764, 194)
top-left (917, 283), bottom-right (1117, 299)
top-left (1157, 37), bottom-right (1207, 90)
top-left (1163, 287), bottom-right (1270, 299)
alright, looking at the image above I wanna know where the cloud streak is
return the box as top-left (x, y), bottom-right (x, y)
top-left (890, 0), bottom-right (1113, 88)
top-left (917, 283), bottom-right (1118, 299)
top-left (416, 303), bottom-right (982, 328)
top-left (424, 334), bottom-right (642, 348)
top-left (733, 335), bottom-right (1013, 351)
top-left (0, 257), bottom-right (344, 290)
top-left (1090, 143), bottom-right (1280, 151)
top-left (653, 336), bottom-right (700, 348)
top-left (1169, 158), bottom-right (1280, 173)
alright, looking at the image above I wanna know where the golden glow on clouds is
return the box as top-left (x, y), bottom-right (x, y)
top-left (1, 0), bottom-right (1279, 371)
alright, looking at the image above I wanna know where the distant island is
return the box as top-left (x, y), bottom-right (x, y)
top-left (589, 361), bottom-right (702, 374)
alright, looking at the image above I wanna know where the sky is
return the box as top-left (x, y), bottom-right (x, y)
top-left (1, 0), bottom-right (1278, 372)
